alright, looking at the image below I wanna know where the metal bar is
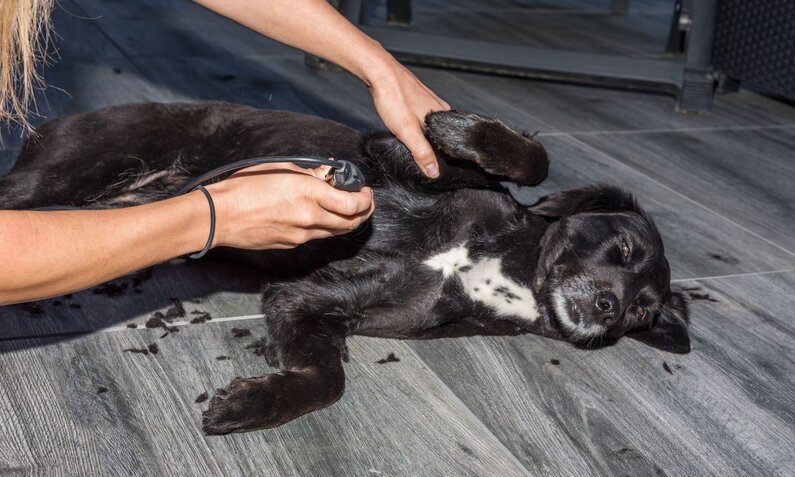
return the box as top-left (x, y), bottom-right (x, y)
top-left (361, 26), bottom-right (684, 95)
top-left (684, 0), bottom-right (717, 69)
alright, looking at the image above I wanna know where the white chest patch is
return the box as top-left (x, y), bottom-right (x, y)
top-left (423, 245), bottom-right (539, 323)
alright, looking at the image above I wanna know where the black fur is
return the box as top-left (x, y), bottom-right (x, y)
top-left (0, 102), bottom-right (689, 434)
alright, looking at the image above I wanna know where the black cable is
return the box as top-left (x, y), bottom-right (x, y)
top-left (173, 156), bottom-right (342, 196)
top-left (31, 155), bottom-right (364, 211)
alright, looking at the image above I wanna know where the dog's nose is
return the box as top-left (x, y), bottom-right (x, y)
top-left (593, 291), bottom-right (619, 326)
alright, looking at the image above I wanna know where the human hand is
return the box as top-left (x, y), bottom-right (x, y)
top-left (195, 0), bottom-right (448, 177)
top-left (206, 163), bottom-right (374, 250)
top-left (367, 57), bottom-right (450, 178)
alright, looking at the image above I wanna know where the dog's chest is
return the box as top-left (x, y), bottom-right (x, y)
top-left (423, 244), bottom-right (539, 323)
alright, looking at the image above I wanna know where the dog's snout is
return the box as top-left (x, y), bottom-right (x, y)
top-left (593, 291), bottom-right (619, 325)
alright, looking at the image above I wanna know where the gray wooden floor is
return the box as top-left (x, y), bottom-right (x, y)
top-left (1, 1), bottom-right (794, 475)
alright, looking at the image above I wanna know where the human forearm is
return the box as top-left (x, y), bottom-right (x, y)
top-left (0, 163), bottom-right (373, 306)
top-left (0, 191), bottom-right (209, 305)
top-left (194, 0), bottom-right (392, 85)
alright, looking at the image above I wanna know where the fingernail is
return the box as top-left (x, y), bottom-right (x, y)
top-left (424, 163), bottom-right (439, 178)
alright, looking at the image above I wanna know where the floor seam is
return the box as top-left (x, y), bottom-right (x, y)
top-left (400, 343), bottom-right (535, 477)
top-left (672, 269), bottom-right (795, 284)
top-left (393, 8), bottom-right (674, 14)
top-left (538, 123), bottom-right (795, 137)
top-left (0, 314), bottom-right (267, 342)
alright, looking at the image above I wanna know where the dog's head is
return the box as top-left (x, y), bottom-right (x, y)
top-left (530, 184), bottom-right (690, 353)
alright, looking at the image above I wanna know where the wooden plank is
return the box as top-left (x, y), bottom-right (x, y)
top-left (366, 10), bottom-right (674, 57)
top-left (416, 68), bottom-right (795, 134)
top-left (0, 55), bottom-right (185, 172)
top-left (574, 128), bottom-right (795, 252)
top-left (49, 3), bottom-right (126, 62)
top-left (507, 134), bottom-right (795, 279)
top-left (71, 0), bottom-right (299, 59)
top-left (264, 58), bottom-right (383, 128)
top-left (35, 60), bottom-right (186, 118)
top-left (364, 0), bottom-right (676, 54)
top-left (1, 62), bottom-right (177, 175)
top-left (408, 272), bottom-right (795, 476)
top-left (126, 56), bottom-right (378, 131)
top-left (0, 259), bottom-right (263, 340)
top-left (0, 322), bottom-right (529, 476)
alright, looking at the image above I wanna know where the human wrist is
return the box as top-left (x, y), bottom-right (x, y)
top-left (349, 40), bottom-right (399, 89)
top-left (203, 182), bottom-right (234, 248)
top-left (170, 189), bottom-right (219, 256)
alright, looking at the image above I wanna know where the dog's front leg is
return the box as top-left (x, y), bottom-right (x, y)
top-left (363, 110), bottom-right (548, 191)
top-left (202, 295), bottom-right (348, 435)
top-left (423, 110), bottom-right (549, 185)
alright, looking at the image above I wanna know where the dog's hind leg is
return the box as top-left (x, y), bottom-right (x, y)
top-left (0, 138), bottom-right (190, 210)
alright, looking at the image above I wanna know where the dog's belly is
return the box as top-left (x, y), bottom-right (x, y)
top-left (423, 244), bottom-right (540, 324)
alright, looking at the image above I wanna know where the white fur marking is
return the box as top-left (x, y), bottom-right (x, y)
top-left (424, 245), bottom-right (539, 323)
top-left (423, 244), bottom-right (471, 278)
top-left (552, 289), bottom-right (576, 333)
top-left (552, 289), bottom-right (604, 339)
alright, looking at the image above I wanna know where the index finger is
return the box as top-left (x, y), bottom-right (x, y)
top-left (396, 122), bottom-right (439, 178)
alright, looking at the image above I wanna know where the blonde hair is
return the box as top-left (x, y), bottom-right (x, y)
top-left (0, 0), bottom-right (54, 133)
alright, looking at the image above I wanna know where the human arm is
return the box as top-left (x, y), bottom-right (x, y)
top-left (0, 164), bottom-right (373, 305)
top-left (194, 0), bottom-right (450, 177)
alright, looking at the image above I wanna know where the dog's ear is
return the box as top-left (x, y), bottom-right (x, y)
top-left (627, 291), bottom-right (691, 353)
top-left (528, 183), bottom-right (641, 218)
top-left (424, 110), bottom-right (549, 185)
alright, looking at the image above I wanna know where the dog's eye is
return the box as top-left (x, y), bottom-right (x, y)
top-left (637, 307), bottom-right (647, 318)
top-left (620, 239), bottom-right (631, 259)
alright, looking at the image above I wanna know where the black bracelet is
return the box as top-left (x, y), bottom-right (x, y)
top-left (190, 185), bottom-right (215, 259)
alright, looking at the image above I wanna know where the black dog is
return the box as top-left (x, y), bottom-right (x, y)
top-left (0, 102), bottom-right (689, 435)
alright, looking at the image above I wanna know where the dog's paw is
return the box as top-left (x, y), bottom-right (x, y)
top-left (202, 374), bottom-right (292, 435)
top-left (202, 369), bottom-right (345, 435)
top-left (424, 110), bottom-right (549, 185)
